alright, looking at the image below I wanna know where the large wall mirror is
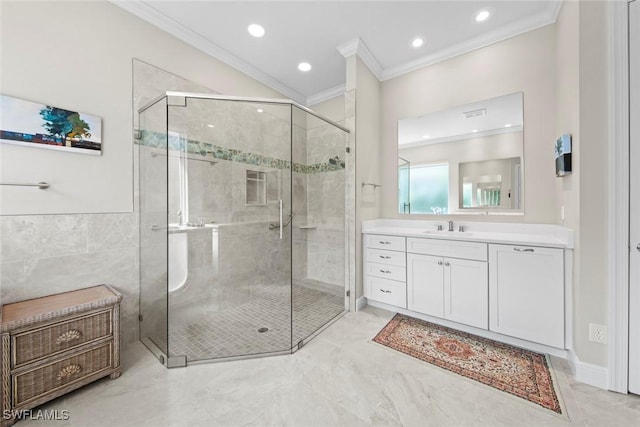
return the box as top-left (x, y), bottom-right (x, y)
top-left (398, 92), bottom-right (524, 215)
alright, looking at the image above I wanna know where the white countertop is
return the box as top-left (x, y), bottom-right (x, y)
top-left (362, 219), bottom-right (573, 249)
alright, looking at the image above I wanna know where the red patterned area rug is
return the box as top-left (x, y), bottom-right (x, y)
top-left (373, 314), bottom-right (564, 415)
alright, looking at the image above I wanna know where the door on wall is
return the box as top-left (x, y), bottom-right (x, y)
top-left (630, 0), bottom-right (640, 395)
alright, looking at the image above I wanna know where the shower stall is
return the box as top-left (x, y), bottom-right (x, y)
top-left (138, 92), bottom-right (350, 366)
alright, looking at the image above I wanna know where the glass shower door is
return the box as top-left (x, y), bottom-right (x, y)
top-left (398, 157), bottom-right (411, 213)
top-left (138, 96), bottom-right (169, 359)
top-left (291, 106), bottom-right (348, 346)
top-left (166, 96), bottom-right (293, 361)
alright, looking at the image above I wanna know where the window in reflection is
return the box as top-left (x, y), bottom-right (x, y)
top-left (408, 163), bottom-right (449, 214)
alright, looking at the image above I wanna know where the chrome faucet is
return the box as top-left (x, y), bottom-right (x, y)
top-left (448, 220), bottom-right (454, 232)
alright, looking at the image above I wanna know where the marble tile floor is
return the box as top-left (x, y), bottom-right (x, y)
top-left (169, 283), bottom-right (345, 361)
top-left (19, 307), bottom-right (640, 427)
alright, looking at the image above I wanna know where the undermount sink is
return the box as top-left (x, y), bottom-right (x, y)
top-left (423, 230), bottom-right (474, 237)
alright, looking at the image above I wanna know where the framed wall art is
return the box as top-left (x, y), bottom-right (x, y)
top-left (0, 94), bottom-right (102, 155)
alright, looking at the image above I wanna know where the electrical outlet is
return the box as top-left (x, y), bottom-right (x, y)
top-left (589, 323), bottom-right (608, 344)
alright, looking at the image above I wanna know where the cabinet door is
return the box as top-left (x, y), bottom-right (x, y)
top-left (489, 244), bottom-right (564, 348)
top-left (407, 253), bottom-right (444, 317)
top-left (444, 258), bottom-right (488, 329)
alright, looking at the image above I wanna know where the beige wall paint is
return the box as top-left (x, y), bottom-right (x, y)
top-left (555, 0), bottom-right (583, 363)
top-left (381, 25), bottom-right (557, 223)
top-left (555, 0), bottom-right (610, 368)
top-left (349, 56), bottom-right (382, 298)
top-left (577, 0), bottom-right (609, 367)
top-left (0, 1), bottom-right (282, 215)
top-left (310, 96), bottom-right (346, 124)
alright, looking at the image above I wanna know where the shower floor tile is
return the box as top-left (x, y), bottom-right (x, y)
top-left (168, 283), bottom-right (344, 361)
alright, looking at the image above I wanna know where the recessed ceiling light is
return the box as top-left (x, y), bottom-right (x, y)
top-left (475, 10), bottom-right (491, 22)
top-left (504, 123), bottom-right (512, 128)
top-left (207, 124), bottom-right (215, 128)
top-left (298, 62), bottom-right (312, 72)
top-left (412, 38), bottom-right (424, 48)
top-left (472, 129), bottom-right (479, 133)
top-left (248, 24), bottom-right (265, 38)
top-left (256, 108), bottom-right (264, 113)
top-left (422, 134), bottom-right (430, 138)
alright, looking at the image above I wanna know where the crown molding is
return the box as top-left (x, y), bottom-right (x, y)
top-left (547, 0), bottom-right (563, 22)
top-left (113, 0), bottom-right (562, 106)
top-left (337, 38), bottom-right (360, 58)
top-left (336, 37), bottom-right (384, 81)
top-left (110, 0), bottom-right (307, 104)
top-left (306, 84), bottom-right (346, 106)
top-left (381, 4), bottom-right (561, 81)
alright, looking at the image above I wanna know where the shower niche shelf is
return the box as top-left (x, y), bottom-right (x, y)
top-left (246, 170), bottom-right (266, 206)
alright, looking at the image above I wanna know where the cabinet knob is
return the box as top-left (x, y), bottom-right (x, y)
top-left (444, 261), bottom-right (450, 267)
top-left (636, 243), bottom-right (640, 252)
top-left (379, 289), bottom-right (392, 294)
top-left (379, 241), bottom-right (391, 245)
top-left (379, 255), bottom-right (391, 259)
top-left (379, 269), bottom-right (391, 274)
top-left (437, 261), bottom-right (443, 265)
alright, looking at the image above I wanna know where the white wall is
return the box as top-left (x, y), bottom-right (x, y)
top-left (381, 25), bottom-right (558, 223)
top-left (0, 1), bottom-right (281, 215)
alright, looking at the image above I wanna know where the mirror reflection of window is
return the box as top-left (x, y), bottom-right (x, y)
top-left (407, 163), bottom-right (449, 215)
top-left (397, 92), bottom-right (524, 215)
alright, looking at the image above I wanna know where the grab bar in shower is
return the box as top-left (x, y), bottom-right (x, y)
top-left (0, 181), bottom-right (50, 189)
top-left (269, 211), bottom-right (296, 233)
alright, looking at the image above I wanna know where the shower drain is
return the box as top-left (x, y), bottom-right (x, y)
top-left (258, 327), bottom-right (269, 333)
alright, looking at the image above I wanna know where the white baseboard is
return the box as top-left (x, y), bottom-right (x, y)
top-left (356, 296), bottom-right (367, 312)
top-left (568, 351), bottom-right (609, 390)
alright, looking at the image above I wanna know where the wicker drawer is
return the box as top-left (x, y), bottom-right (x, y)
top-left (12, 342), bottom-right (114, 408)
top-left (12, 309), bottom-right (113, 368)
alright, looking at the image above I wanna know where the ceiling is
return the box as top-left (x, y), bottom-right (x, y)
top-left (114, 1), bottom-right (560, 105)
top-left (398, 92), bottom-right (523, 148)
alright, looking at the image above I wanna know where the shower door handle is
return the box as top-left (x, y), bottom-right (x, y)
top-left (279, 199), bottom-right (283, 240)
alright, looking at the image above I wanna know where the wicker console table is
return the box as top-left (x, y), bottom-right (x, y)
top-left (1, 285), bottom-right (122, 426)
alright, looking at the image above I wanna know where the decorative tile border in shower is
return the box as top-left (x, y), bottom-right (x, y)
top-left (137, 130), bottom-right (344, 174)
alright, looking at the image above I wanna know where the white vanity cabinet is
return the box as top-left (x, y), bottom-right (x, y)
top-left (364, 235), bottom-right (407, 308)
top-left (488, 244), bottom-right (564, 348)
top-left (407, 238), bottom-right (488, 329)
top-left (361, 220), bottom-right (572, 353)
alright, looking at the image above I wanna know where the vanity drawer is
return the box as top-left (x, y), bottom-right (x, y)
top-left (367, 262), bottom-right (406, 282)
top-left (12, 342), bottom-right (114, 408)
top-left (367, 277), bottom-right (407, 308)
top-left (407, 238), bottom-right (488, 261)
top-left (365, 234), bottom-right (406, 252)
top-left (12, 309), bottom-right (113, 368)
top-left (366, 248), bottom-right (406, 267)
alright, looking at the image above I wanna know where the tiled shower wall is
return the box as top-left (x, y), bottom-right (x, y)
top-left (0, 213), bottom-right (141, 346)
